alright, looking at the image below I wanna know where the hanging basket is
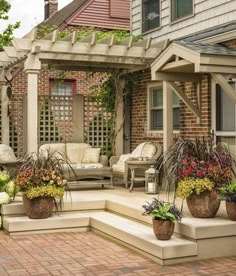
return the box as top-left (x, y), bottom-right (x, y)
top-left (186, 189), bottom-right (220, 218)
top-left (22, 193), bottom-right (54, 219)
top-left (152, 219), bottom-right (175, 240)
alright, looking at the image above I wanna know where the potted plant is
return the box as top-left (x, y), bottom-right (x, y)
top-left (219, 182), bottom-right (236, 221)
top-left (158, 137), bottom-right (233, 218)
top-left (14, 150), bottom-right (70, 219)
top-left (142, 198), bottom-right (182, 240)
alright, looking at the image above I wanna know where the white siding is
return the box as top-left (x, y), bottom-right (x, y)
top-left (131, 0), bottom-right (236, 41)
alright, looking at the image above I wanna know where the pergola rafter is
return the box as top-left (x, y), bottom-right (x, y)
top-left (0, 28), bottom-right (167, 154)
top-left (0, 28), bottom-right (164, 72)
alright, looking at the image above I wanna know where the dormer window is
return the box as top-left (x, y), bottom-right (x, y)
top-left (171, 0), bottom-right (193, 22)
top-left (142, 0), bottom-right (160, 33)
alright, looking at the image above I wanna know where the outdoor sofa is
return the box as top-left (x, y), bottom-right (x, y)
top-left (39, 143), bottom-right (108, 181)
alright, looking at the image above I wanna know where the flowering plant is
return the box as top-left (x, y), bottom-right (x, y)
top-left (15, 151), bottom-right (68, 200)
top-left (177, 156), bottom-right (232, 188)
top-left (176, 178), bottom-right (214, 199)
top-left (157, 137), bottom-right (234, 194)
top-left (142, 198), bottom-right (182, 223)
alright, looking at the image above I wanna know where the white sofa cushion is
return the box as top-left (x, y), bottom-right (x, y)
top-left (112, 164), bottom-right (125, 173)
top-left (39, 143), bottom-right (66, 159)
top-left (82, 148), bottom-right (101, 164)
top-left (66, 143), bottom-right (91, 164)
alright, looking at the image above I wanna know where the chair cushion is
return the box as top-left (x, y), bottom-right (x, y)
top-left (82, 148), bottom-right (101, 164)
top-left (0, 144), bottom-right (17, 163)
top-left (112, 164), bottom-right (125, 173)
top-left (141, 143), bottom-right (156, 158)
top-left (66, 143), bottom-right (91, 164)
top-left (39, 143), bottom-right (66, 159)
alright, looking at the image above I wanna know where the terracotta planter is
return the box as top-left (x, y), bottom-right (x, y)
top-left (226, 201), bottom-right (236, 221)
top-left (186, 189), bottom-right (220, 218)
top-left (152, 219), bottom-right (175, 240)
top-left (22, 194), bottom-right (54, 219)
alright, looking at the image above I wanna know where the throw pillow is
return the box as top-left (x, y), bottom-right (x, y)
top-left (0, 144), bottom-right (17, 163)
top-left (82, 148), bottom-right (101, 164)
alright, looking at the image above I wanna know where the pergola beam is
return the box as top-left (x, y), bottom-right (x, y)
top-left (153, 72), bottom-right (202, 82)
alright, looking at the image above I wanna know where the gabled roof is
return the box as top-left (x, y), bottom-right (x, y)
top-left (151, 40), bottom-right (236, 77)
top-left (42, 0), bottom-right (87, 27)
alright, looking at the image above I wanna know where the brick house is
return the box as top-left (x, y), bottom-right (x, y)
top-left (2, 0), bottom-right (236, 157)
top-left (0, 0), bottom-right (130, 157)
top-left (129, 0), bottom-right (236, 153)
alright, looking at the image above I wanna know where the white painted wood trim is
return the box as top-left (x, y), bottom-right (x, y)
top-left (211, 74), bottom-right (236, 104)
top-left (167, 81), bottom-right (201, 119)
top-left (146, 82), bottom-right (162, 134)
top-left (163, 81), bottom-right (173, 151)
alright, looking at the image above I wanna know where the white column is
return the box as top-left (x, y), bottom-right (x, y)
top-left (163, 81), bottom-right (173, 152)
top-left (24, 55), bottom-right (41, 153)
top-left (0, 82), bottom-right (10, 145)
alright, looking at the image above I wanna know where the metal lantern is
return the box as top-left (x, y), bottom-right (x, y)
top-left (145, 165), bottom-right (159, 194)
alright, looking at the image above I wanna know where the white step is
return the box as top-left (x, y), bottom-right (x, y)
top-left (89, 212), bottom-right (197, 261)
top-left (3, 211), bottom-right (197, 265)
top-left (1, 198), bottom-right (106, 216)
top-left (175, 217), bottom-right (236, 239)
top-left (3, 212), bottom-right (91, 233)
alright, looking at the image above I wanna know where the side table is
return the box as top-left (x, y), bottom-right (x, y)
top-left (125, 159), bottom-right (156, 192)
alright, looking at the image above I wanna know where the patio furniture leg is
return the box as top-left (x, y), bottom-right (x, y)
top-left (129, 168), bottom-right (135, 192)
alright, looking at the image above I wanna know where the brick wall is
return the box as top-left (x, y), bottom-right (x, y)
top-left (130, 70), bottom-right (212, 151)
top-left (179, 74), bottom-right (212, 139)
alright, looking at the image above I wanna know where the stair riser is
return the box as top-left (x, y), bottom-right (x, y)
top-left (3, 217), bottom-right (90, 233)
top-left (1, 200), bottom-right (106, 216)
top-left (90, 217), bottom-right (197, 260)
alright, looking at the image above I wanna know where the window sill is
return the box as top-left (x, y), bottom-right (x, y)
top-left (170, 13), bottom-right (194, 26)
top-left (142, 25), bottom-right (162, 35)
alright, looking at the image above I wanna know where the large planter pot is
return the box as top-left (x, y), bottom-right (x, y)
top-left (226, 201), bottom-right (236, 221)
top-left (186, 189), bottom-right (220, 218)
top-left (22, 194), bottom-right (54, 219)
top-left (152, 219), bottom-right (175, 240)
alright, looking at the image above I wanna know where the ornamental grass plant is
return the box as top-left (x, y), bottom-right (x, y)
top-left (157, 136), bottom-right (234, 194)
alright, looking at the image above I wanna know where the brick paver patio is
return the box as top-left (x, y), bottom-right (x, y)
top-left (0, 231), bottom-right (235, 275)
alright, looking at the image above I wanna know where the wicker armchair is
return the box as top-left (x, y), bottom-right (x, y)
top-left (110, 142), bottom-right (162, 187)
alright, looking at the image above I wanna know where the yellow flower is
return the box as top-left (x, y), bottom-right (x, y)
top-left (176, 178), bottom-right (215, 199)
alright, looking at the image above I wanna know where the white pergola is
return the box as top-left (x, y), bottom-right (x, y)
top-left (2, 30), bottom-right (236, 154)
top-left (0, 28), bottom-right (166, 154)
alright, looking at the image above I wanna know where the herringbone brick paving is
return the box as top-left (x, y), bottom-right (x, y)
top-left (0, 231), bottom-right (235, 275)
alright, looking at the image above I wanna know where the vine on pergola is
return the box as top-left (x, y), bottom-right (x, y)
top-left (38, 25), bottom-right (140, 154)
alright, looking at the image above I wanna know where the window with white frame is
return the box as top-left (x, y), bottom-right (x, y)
top-left (171, 0), bottom-right (193, 22)
top-left (50, 79), bottom-right (75, 120)
top-left (142, 0), bottom-right (160, 33)
top-left (213, 82), bottom-right (236, 154)
top-left (149, 86), bottom-right (180, 131)
top-left (50, 79), bottom-right (75, 96)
